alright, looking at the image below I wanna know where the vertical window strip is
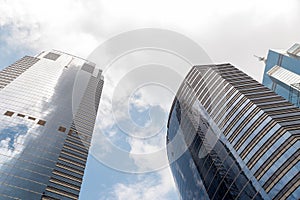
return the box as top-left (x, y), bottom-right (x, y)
top-left (225, 104), bottom-right (258, 140)
top-left (220, 97), bottom-right (248, 132)
top-left (232, 114), bottom-right (268, 149)
top-left (254, 135), bottom-right (299, 180)
top-left (215, 93), bottom-right (242, 126)
top-left (273, 172), bottom-right (300, 200)
top-left (240, 120), bottom-right (277, 159)
top-left (263, 149), bottom-right (299, 192)
top-left (247, 128), bottom-right (286, 170)
top-left (211, 88), bottom-right (238, 120)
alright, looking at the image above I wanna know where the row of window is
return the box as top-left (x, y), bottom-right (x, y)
top-left (43, 143), bottom-right (87, 199)
top-left (0, 56), bottom-right (39, 90)
top-left (44, 186), bottom-right (77, 200)
top-left (41, 103), bottom-right (98, 199)
top-left (4, 110), bottom-right (46, 126)
top-left (0, 182), bottom-right (41, 199)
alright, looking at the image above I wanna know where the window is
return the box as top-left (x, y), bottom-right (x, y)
top-left (4, 111), bottom-right (14, 116)
top-left (58, 126), bottom-right (66, 132)
top-left (81, 63), bottom-right (94, 73)
top-left (28, 116), bottom-right (36, 121)
top-left (17, 113), bottom-right (25, 118)
top-left (37, 120), bottom-right (46, 126)
top-left (43, 52), bottom-right (60, 61)
top-left (68, 129), bottom-right (73, 135)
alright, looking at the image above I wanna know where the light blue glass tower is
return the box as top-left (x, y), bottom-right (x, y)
top-left (0, 50), bottom-right (104, 199)
top-left (262, 43), bottom-right (300, 107)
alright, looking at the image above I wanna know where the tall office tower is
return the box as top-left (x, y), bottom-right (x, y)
top-left (263, 43), bottom-right (300, 107)
top-left (0, 50), bottom-right (104, 199)
top-left (167, 64), bottom-right (299, 200)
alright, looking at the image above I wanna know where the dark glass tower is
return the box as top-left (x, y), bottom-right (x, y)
top-left (0, 50), bottom-right (104, 199)
top-left (167, 64), bottom-right (299, 200)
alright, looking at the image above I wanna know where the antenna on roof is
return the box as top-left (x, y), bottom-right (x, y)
top-left (254, 55), bottom-right (266, 64)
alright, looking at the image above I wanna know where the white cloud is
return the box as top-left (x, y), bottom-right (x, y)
top-left (101, 168), bottom-right (177, 200)
top-left (1, 0), bottom-right (300, 199)
top-left (0, 0), bottom-right (102, 57)
top-left (1, 0), bottom-right (299, 73)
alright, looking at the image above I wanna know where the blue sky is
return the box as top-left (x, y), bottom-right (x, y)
top-left (0, 0), bottom-right (300, 199)
top-left (0, 26), bottom-right (36, 69)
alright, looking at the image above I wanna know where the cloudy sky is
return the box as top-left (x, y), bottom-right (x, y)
top-left (0, 0), bottom-right (299, 199)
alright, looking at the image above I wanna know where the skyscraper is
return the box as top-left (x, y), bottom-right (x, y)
top-left (167, 64), bottom-right (299, 200)
top-left (0, 50), bottom-right (104, 199)
top-left (263, 43), bottom-right (300, 107)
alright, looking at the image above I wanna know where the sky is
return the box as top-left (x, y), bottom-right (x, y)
top-left (0, 0), bottom-right (300, 199)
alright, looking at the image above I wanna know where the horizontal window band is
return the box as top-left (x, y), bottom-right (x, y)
top-left (49, 178), bottom-right (80, 191)
top-left (245, 92), bottom-right (276, 99)
top-left (282, 123), bottom-right (300, 131)
top-left (55, 163), bottom-right (84, 175)
top-left (61, 150), bottom-right (87, 162)
top-left (65, 139), bottom-right (87, 150)
top-left (251, 95), bottom-right (285, 101)
top-left (63, 144), bottom-right (88, 156)
top-left (239, 87), bottom-right (270, 93)
top-left (0, 193), bottom-right (19, 200)
top-left (272, 115), bottom-right (300, 123)
top-left (52, 170), bottom-right (82, 183)
top-left (219, 72), bottom-right (247, 78)
top-left (234, 83), bottom-right (262, 90)
top-left (0, 161), bottom-right (51, 180)
top-left (265, 108), bottom-right (300, 116)
top-left (45, 186), bottom-right (78, 200)
top-left (0, 182), bottom-right (41, 195)
top-left (0, 171), bottom-right (47, 187)
top-left (67, 131), bottom-right (90, 142)
top-left (258, 102), bottom-right (293, 110)
top-left (58, 157), bottom-right (85, 168)
top-left (59, 152), bottom-right (86, 166)
top-left (230, 80), bottom-right (257, 86)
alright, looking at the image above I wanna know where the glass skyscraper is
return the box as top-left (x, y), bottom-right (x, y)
top-left (262, 43), bottom-right (300, 107)
top-left (167, 64), bottom-right (299, 200)
top-left (0, 50), bottom-right (103, 199)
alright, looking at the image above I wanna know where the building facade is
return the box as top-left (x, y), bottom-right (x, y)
top-left (167, 64), bottom-right (299, 200)
top-left (263, 43), bottom-right (300, 107)
top-left (0, 50), bottom-right (104, 199)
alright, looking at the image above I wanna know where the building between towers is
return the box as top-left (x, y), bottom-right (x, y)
top-left (263, 43), bottom-right (300, 107)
